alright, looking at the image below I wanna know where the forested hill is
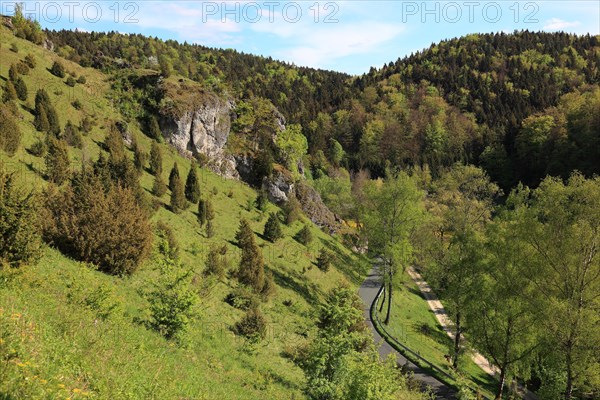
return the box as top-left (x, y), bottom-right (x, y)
top-left (360, 31), bottom-right (599, 130)
top-left (345, 31), bottom-right (600, 188)
top-left (44, 29), bottom-right (355, 125)
top-left (37, 27), bottom-right (600, 189)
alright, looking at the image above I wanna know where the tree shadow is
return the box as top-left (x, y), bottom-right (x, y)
top-left (317, 237), bottom-right (365, 284)
top-left (270, 267), bottom-right (320, 305)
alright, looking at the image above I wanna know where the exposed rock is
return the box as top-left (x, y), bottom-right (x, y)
top-left (262, 169), bottom-right (294, 204)
top-left (295, 181), bottom-right (341, 234)
top-left (159, 92), bottom-right (238, 178)
top-left (42, 38), bottom-right (54, 52)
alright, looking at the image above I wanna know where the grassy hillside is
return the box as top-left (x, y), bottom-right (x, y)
top-left (0, 26), bottom-right (369, 399)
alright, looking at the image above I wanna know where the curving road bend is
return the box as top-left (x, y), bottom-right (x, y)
top-left (359, 266), bottom-right (457, 400)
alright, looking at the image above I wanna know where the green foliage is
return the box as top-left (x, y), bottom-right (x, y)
top-left (0, 104), bottom-right (22, 156)
top-left (316, 248), bottom-right (334, 272)
top-left (297, 286), bottom-right (391, 400)
top-left (296, 224), bottom-right (313, 246)
top-left (13, 77), bottom-right (27, 101)
top-left (44, 137), bottom-right (70, 185)
top-left (159, 55), bottom-right (172, 78)
top-left (43, 170), bottom-right (153, 275)
top-left (275, 123), bottom-right (307, 175)
top-left (168, 163), bottom-right (180, 191)
top-left (2, 80), bottom-right (17, 102)
top-left (282, 195), bottom-right (301, 224)
top-left (147, 115), bottom-right (162, 140)
top-left (11, 4), bottom-right (44, 44)
top-left (65, 76), bottom-right (76, 87)
top-left (29, 138), bottom-right (46, 157)
top-left (34, 89), bottom-right (60, 135)
top-left (234, 307), bottom-right (267, 342)
top-left (236, 218), bottom-right (270, 298)
top-left (263, 212), bottom-right (283, 242)
top-left (254, 190), bottom-right (268, 211)
top-left (104, 124), bottom-right (125, 160)
top-left (145, 242), bottom-right (198, 341)
top-left (79, 115), bottom-right (93, 134)
top-left (0, 165), bottom-right (42, 267)
top-left (152, 174), bottom-right (167, 197)
top-left (169, 172), bottom-right (187, 213)
top-left (328, 139), bottom-right (345, 167)
top-left (24, 54), bottom-right (36, 68)
top-left (63, 120), bottom-right (82, 149)
top-left (225, 287), bottom-right (260, 311)
top-left (156, 221), bottom-right (180, 260)
top-left (10, 42), bottom-right (18, 53)
top-left (133, 140), bottom-right (147, 172)
top-left (149, 141), bottom-right (163, 175)
top-left (76, 75), bottom-right (86, 84)
top-left (204, 245), bottom-right (227, 279)
top-left (50, 61), bottom-right (66, 78)
top-left (184, 163), bottom-right (201, 204)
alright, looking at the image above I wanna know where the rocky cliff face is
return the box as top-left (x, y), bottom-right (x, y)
top-left (159, 93), bottom-right (239, 178)
top-left (160, 87), bottom-right (340, 232)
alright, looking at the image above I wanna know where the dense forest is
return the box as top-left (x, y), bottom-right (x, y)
top-left (1, 6), bottom-right (599, 400)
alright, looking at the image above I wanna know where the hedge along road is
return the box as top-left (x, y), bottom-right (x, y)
top-left (359, 265), bottom-right (457, 400)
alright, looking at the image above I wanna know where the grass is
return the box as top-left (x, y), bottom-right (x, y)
top-left (0, 26), bottom-right (370, 399)
top-left (373, 270), bottom-right (498, 399)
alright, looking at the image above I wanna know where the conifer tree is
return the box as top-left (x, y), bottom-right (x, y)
top-left (148, 116), bottom-right (162, 141)
top-left (317, 248), bottom-right (333, 272)
top-left (152, 174), bottom-right (167, 197)
top-left (2, 80), bottom-right (17, 102)
top-left (264, 212), bottom-right (283, 242)
top-left (14, 77), bottom-right (27, 101)
top-left (45, 136), bottom-right (70, 185)
top-left (34, 89), bottom-right (59, 135)
top-left (296, 224), bottom-right (313, 245)
top-left (63, 120), bottom-right (82, 149)
top-left (204, 245), bottom-right (226, 279)
top-left (169, 173), bottom-right (186, 213)
top-left (168, 163), bottom-right (180, 192)
top-left (132, 138), bottom-right (146, 172)
top-left (236, 219), bottom-right (267, 294)
top-left (206, 219), bottom-right (215, 238)
top-left (184, 163), bottom-right (201, 204)
top-left (149, 141), bottom-right (162, 175)
top-left (236, 218), bottom-right (254, 248)
top-left (8, 64), bottom-right (18, 82)
top-left (0, 164), bottom-right (42, 267)
top-left (0, 105), bottom-right (22, 156)
top-left (104, 125), bottom-right (125, 160)
top-left (50, 61), bottom-right (65, 78)
top-left (197, 198), bottom-right (208, 227)
top-left (34, 103), bottom-right (49, 132)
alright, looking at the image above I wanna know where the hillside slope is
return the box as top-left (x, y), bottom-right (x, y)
top-left (0, 25), bottom-right (370, 400)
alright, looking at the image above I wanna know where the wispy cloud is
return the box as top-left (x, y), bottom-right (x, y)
top-left (543, 18), bottom-right (581, 31)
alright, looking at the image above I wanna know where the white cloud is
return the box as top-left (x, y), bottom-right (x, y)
top-left (252, 21), bottom-right (404, 69)
top-left (543, 18), bottom-right (581, 31)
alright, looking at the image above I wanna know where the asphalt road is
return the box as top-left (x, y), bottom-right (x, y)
top-left (359, 266), bottom-right (457, 400)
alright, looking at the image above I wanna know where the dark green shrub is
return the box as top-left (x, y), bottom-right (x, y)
top-left (225, 287), bottom-right (259, 311)
top-left (0, 165), bottom-right (42, 267)
top-left (50, 61), bottom-right (65, 78)
top-left (263, 212), bottom-right (283, 242)
top-left (43, 171), bottom-right (153, 275)
top-left (234, 307), bottom-right (267, 342)
top-left (317, 248), bottom-right (334, 272)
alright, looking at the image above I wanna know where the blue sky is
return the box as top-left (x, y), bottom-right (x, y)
top-left (3, 1), bottom-right (599, 74)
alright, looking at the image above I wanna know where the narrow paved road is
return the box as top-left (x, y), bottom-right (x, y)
top-left (359, 266), bottom-right (456, 400)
